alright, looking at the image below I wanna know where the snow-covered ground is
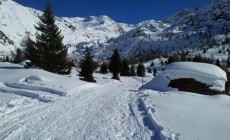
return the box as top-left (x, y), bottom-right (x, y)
top-left (140, 62), bottom-right (230, 140)
top-left (139, 90), bottom-right (230, 140)
top-left (0, 62), bottom-right (152, 140)
top-left (1, 62), bottom-right (230, 140)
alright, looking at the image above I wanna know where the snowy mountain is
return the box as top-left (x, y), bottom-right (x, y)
top-left (0, 0), bottom-right (229, 60)
top-left (0, 0), bottom-right (134, 56)
top-left (94, 0), bottom-right (230, 59)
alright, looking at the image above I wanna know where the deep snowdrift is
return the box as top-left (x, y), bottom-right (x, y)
top-left (142, 62), bottom-right (227, 92)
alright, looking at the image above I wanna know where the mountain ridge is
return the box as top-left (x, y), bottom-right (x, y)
top-left (0, 0), bottom-right (229, 60)
top-left (0, 0), bottom-right (135, 56)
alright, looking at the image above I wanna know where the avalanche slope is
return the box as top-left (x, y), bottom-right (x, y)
top-left (0, 75), bottom-right (152, 140)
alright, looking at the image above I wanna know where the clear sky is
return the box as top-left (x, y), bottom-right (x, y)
top-left (14, 0), bottom-right (212, 24)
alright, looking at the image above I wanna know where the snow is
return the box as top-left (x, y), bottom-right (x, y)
top-left (0, 0), bottom-right (134, 56)
top-left (0, 0), bottom-right (230, 138)
top-left (0, 61), bottom-right (230, 139)
top-left (0, 62), bottom-right (152, 139)
top-left (139, 90), bottom-right (230, 140)
top-left (0, 0), bottom-right (229, 60)
top-left (142, 62), bottom-right (227, 92)
top-left (139, 62), bottom-right (230, 140)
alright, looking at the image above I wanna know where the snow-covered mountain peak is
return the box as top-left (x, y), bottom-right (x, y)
top-left (137, 20), bottom-right (170, 32)
top-left (82, 15), bottom-right (115, 25)
top-left (0, 0), bottom-right (135, 55)
top-left (93, 0), bottom-right (229, 59)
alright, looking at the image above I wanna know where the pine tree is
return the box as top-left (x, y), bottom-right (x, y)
top-left (181, 51), bottom-right (187, 61)
top-left (35, 3), bottom-right (72, 74)
top-left (130, 65), bottom-right (136, 76)
top-left (227, 56), bottom-right (230, 67)
top-left (216, 58), bottom-right (220, 67)
top-left (203, 48), bottom-right (207, 53)
top-left (120, 59), bottom-right (130, 76)
top-left (79, 48), bottom-right (96, 82)
top-left (150, 61), bottom-right (154, 66)
top-left (21, 34), bottom-right (38, 64)
top-left (137, 62), bottom-right (145, 77)
top-left (153, 67), bottom-right (157, 76)
top-left (4, 56), bottom-right (10, 62)
top-left (109, 49), bottom-right (122, 80)
top-left (100, 62), bottom-right (108, 74)
top-left (148, 68), bottom-right (152, 73)
top-left (12, 48), bottom-right (25, 63)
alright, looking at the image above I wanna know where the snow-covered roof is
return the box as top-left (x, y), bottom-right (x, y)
top-left (142, 62), bottom-right (227, 92)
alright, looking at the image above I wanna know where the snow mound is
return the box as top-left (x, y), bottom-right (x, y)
top-left (24, 75), bottom-right (42, 83)
top-left (142, 62), bottom-right (227, 92)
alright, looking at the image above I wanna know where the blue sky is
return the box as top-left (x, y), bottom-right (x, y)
top-left (15, 0), bottom-right (212, 24)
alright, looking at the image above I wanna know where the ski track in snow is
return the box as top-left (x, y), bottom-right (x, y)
top-left (0, 77), bottom-right (154, 140)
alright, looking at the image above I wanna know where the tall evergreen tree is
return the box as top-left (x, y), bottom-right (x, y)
top-left (153, 67), bottom-right (157, 76)
top-left (12, 48), bottom-right (24, 63)
top-left (130, 65), bottom-right (136, 76)
top-left (109, 49), bottom-right (122, 80)
top-left (35, 3), bottom-right (71, 74)
top-left (227, 56), bottom-right (230, 67)
top-left (148, 68), bottom-right (152, 73)
top-left (137, 62), bottom-right (145, 77)
top-left (120, 59), bottom-right (130, 76)
top-left (216, 58), bottom-right (220, 67)
top-left (4, 56), bottom-right (10, 62)
top-left (21, 34), bottom-right (38, 65)
top-left (79, 48), bottom-right (96, 82)
top-left (150, 61), bottom-right (154, 67)
top-left (100, 62), bottom-right (108, 74)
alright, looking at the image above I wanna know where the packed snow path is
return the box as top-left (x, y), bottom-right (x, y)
top-left (0, 77), bottom-right (151, 140)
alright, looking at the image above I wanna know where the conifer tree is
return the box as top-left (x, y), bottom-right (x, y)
top-left (227, 56), bottom-right (230, 67)
top-left (137, 62), bottom-right (145, 77)
top-left (12, 48), bottom-right (25, 63)
top-left (79, 48), bottom-right (96, 82)
top-left (216, 58), bottom-right (220, 67)
top-left (35, 3), bottom-right (72, 74)
top-left (148, 68), bottom-right (152, 73)
top-left (100, 62), bottom-right (108, 74)
top-left (130, 65), bottom-right (136, 76)
top-left (21, 34), bottom-right (38, 64)
top-left (150, 61), bottom-right (154, 67)
top-left (153, 67), bottom-right (157, 76)
top-left (4, 56), bottom-right (10, 62)
top-left (120, 59), bottom-right (130, 76)
top-left (109, 49), bottom-right (122, 80)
